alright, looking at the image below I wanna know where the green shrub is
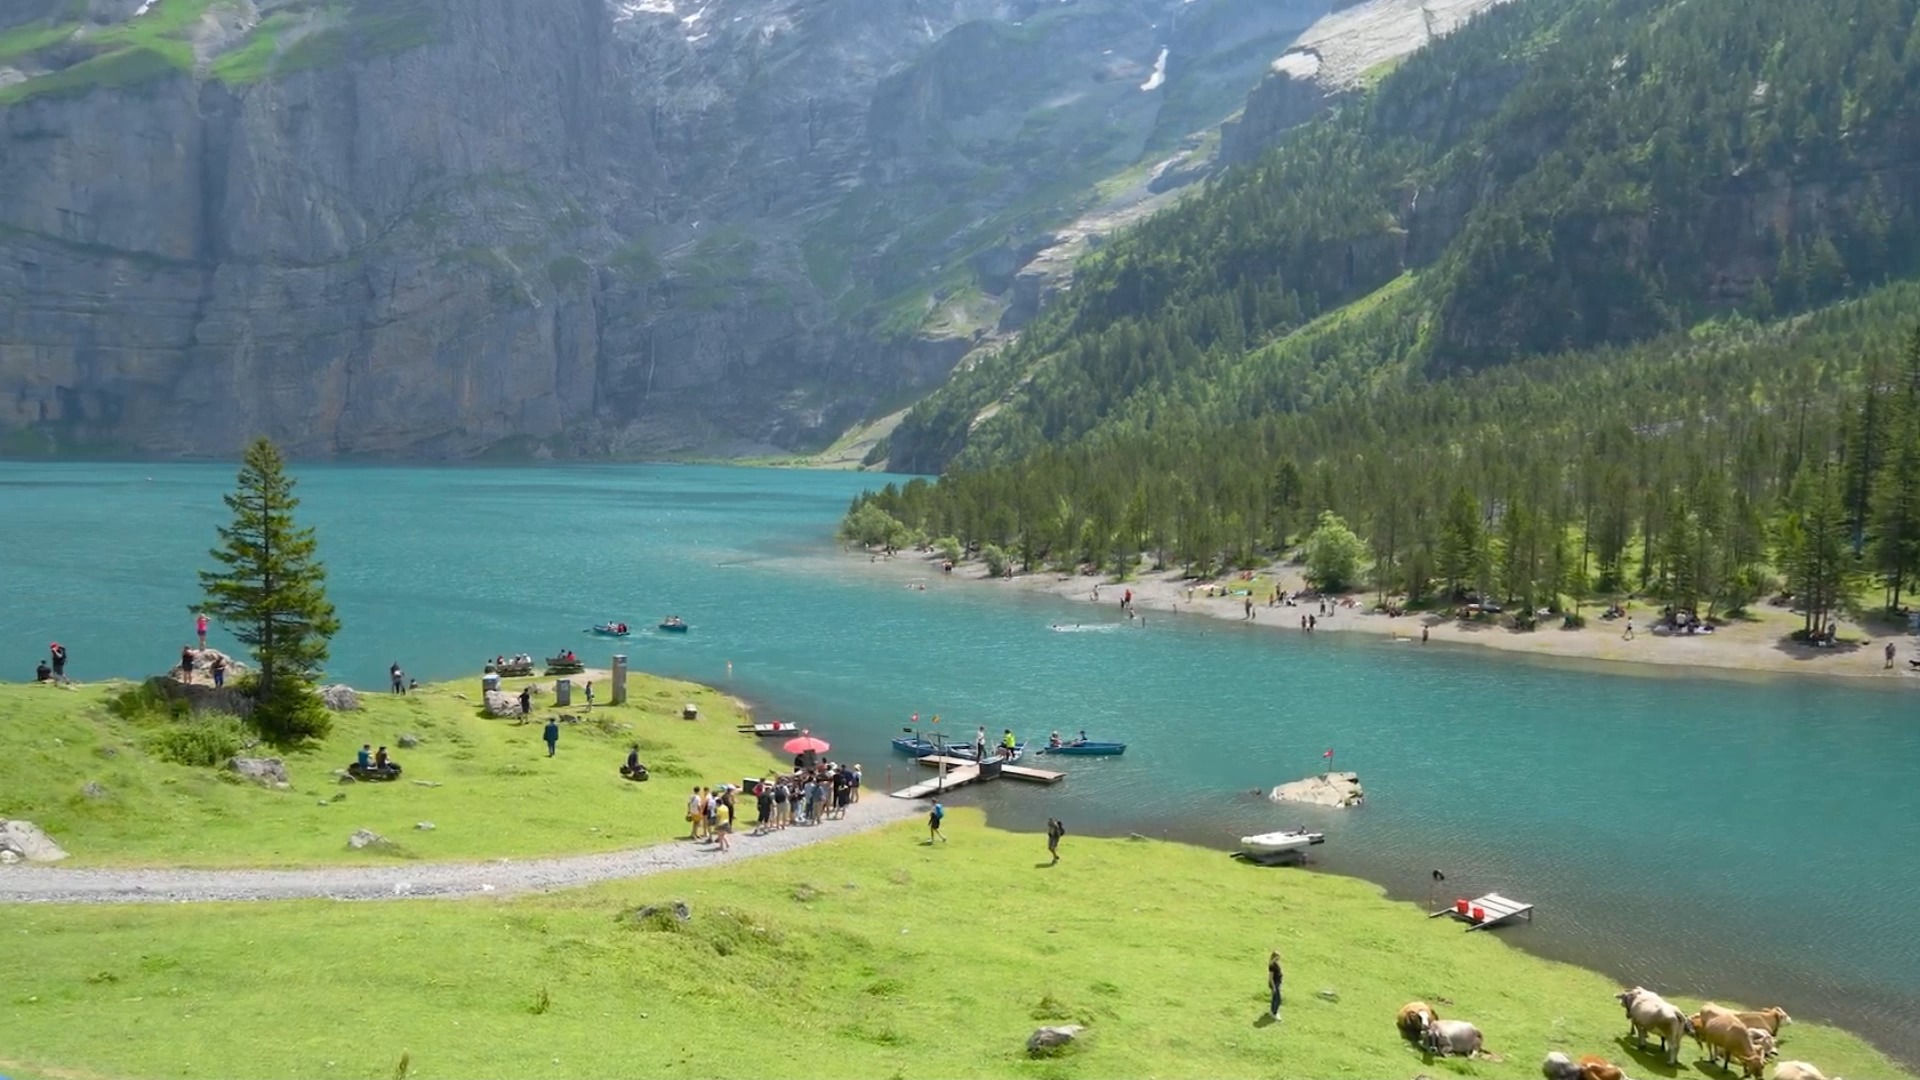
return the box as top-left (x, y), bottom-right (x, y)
top-left (982, 544), bottom-right (1009, 577)
top-left (251, 676), bottom-right (332, 746)
top-left (147, 717), bottom-right (248, 768)
top-left (107, 679), bottom-right (191, 725)
top-left (935, 536), bottom-right (963, 563)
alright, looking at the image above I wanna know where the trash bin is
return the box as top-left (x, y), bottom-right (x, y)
top-left (554, 679), bottom-right (572, 707)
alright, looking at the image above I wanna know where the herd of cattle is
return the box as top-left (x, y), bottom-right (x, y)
top-left (1392, 987), bottom-right (1845, 1080)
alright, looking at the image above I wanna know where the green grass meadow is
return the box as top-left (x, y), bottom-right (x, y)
top-left (0, 811), bottom-right (1907, 1080)
top-left (0, 678), bottom-right (778, 866)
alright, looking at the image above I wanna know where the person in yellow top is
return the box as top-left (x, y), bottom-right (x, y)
top-left (1000, 729), bottom-right (1017, 758)
top-left (714, 793), bottom-right (733, 852)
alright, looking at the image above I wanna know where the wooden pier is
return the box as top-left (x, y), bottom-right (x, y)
top-left (888, 755), bottom-right (1066, 799)
top-left (1428, 892), bottom-right (1536, 932)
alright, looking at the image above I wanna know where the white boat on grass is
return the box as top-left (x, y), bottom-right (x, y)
top-left (1236, 828), bottom-right (1326, 860)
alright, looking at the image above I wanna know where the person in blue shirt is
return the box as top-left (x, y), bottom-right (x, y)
top-left (543, 718), bottom-right (560, 757)
top-left (928, 800), bottom-right (946, 842)
top-left (357, 744), bottom-right (372, 769)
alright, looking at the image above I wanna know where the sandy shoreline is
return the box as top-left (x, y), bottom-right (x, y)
top-left (877, 551), bottom-right (1920, 682)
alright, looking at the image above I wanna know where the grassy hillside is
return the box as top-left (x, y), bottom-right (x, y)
top-left (0, 677), bottom-right (773, 867)
top-left (0, 811), bottom-right (1907, 1080)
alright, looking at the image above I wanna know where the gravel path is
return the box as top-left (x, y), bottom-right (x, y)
top-left (0, 797), bottom-right (922, 905)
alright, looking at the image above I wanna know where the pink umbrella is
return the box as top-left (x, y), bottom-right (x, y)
top-left (783, 731), bottom-right (830, 755)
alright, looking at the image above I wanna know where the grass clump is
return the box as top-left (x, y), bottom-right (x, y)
top-left (0, 45), bottom-right (182, 106)
top-left (145, 716), bottom-right (248, 768)
top-left (0, 812), bottom-right (1909, 1079)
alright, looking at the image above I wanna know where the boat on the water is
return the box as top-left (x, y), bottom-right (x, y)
top-left (1039, 740), bottom-right (1127, 756)
top-left (891, 735), bottom-right (940, 758)
top-left (945, 741), bottom-right (1026, 764)
top-left (587, 622), bottom-right (631, 638)
top-left (1237, 829), bottom-right (1326, 860)
top-left (658, 616), bottom-right (690, 633)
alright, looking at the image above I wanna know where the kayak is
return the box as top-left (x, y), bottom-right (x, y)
top-left (1038, 741), bottom-right (1127, 756)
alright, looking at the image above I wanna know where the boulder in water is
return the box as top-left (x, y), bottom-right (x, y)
top-left (1268, 771), bottom-right (1363, 808)
top-left (320, 685), bottom-right (361, 711)
top-left (228, 757), bottom-right (291, 789)
top-left (0, 819), bottom-right (70, 862)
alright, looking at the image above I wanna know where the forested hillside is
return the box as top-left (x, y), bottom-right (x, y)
top-left (852, 0), bottom-right (1920, 625)
top-left (883, 0), bottom-right (1920, 474)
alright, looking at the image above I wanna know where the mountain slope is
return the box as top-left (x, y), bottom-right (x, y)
top-left (0, 0), bottom-right (1496, 458)
top-left (884, 0), bottom-right (1920, 474)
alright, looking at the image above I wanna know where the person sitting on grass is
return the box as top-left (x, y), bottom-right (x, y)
top-left (35, 659), bottom-right (51, 682)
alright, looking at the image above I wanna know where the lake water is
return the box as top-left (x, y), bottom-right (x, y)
top-left (4, 461), bottom-right (1917, 1065)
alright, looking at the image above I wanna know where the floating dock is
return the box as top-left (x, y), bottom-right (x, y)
top-left (1428, 892), bottom-right (1535, 932)
top-left (888, 755), bottom-right (1065, 798)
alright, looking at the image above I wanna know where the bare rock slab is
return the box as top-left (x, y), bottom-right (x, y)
top-left (0, 820), bottom-right (70, 862)
top-left (228, 757), bottom-right (292, 789)
top-left (320, 685), bottom-right (362, 711)
top-left (1268, 771), bottom-right (1364, 808)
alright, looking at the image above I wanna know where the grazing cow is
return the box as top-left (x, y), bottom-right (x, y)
top-left (1773, 1062), bottom-right (1840, 1080)
top-left (1542, 1051), bottom-right (1582, 1080)
top-left (1578, 1054), bottom-right (1629, 1080)
top-left (1397, 1001), bottom-right (1439, 1043)
top-left (1422, 1018), bottom-right (1484, 1058)
top-left (1734, 1007), bottom-right (1791, 1038)
top-left (1694, 1013), bottom-right (1772, 1075)
top-left (1616, 987), bottom-right (1690, 1065)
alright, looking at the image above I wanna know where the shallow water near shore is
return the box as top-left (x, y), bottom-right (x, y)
top-left (4, 461), bottom-right (1918, 1066)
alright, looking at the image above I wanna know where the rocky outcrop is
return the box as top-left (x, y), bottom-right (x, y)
top-left (1220, 0), bottom-right (1516, 165)
top-left (319, 685), bottom-right (361, 712)
top-left (1027, 1025), bottom-right (1085, 1056)
top-left (1268, 771), bottom-right (1364, 808)
top-left (227, 757), bottom-right (291, 789)
top-left (483, 690), bottom-right (520, 718)
top-left (0, 819), bottom-right (69, 862)
top-left (347, 828), bottom-right (390, 850)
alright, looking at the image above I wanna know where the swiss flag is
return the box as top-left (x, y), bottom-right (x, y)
top-left (1323, 748), bottom-right (1334, 759)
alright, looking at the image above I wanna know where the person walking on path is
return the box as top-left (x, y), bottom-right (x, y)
top-left (390, 662), bottom-right (405, 694)
top-left (928, 800), bottom-right (947, 842)
top-left (196, 612), bottom-right (208, 650)
top-left (49, 642), bottom-right (67, 683)
top-left (519, 686), bottom-right (533, 718)
top-left (542, 717), bottom-right (560, 757)
top-left (1886, 641), bottom-right (1897, 669)
top-left (1623, 618), bottom-right (1635, 641)
top-left (1046, 818), bottom-right (1064, 864)
top-left (585, 681), bottom-right (595, 710)
top-left (688, 787), bottom-right (705, 840)
top-left (1267, 950), bottom-right (1285, 1020)
top-left (714, 794), bottom-right (732, 852)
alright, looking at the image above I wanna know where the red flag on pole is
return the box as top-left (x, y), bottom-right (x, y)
top-left (1324, 748), bottom-right (1334, 759)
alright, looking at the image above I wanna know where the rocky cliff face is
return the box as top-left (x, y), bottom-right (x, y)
top-left (0, 0), bottom-right (1328, 458)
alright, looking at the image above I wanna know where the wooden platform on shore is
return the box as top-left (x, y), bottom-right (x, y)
top-left (915, 755), bottom-right (1065, 784)
top-left (890, 764), bottom-right (981, 799)
top-left (1429, 892), bottom-right (1535, 932)
top-left (888, 755), bottom-right (1067, 798)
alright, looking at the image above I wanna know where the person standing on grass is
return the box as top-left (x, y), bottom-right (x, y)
top-left (1046, 818), bottom-right (1064, 864)
top-left (543, 717), bottom-right (560, 757)
top-left (928, 800), bottom-right (946, 842)
top-left (196, 611), bottom-right (208, 650)
top-left (391, 662), bottom-right (404, 694)
top-left (585, 681), bottom-right (595, 710)
top-left (755, 783), bottom-right (772, 834)
top-left (50, 642), bottom-right (67, 683)
top-left (519, 685), bottom-right (534, 718)
top-left (1267, 950), bottom-right (1285, 1020)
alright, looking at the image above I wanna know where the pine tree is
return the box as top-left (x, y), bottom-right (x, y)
top-left (199, 437), bottom-right (340, 743)
top-left (1436, 488), bottom-right (1486, 600)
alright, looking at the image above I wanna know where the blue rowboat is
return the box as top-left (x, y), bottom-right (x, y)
top-left (1038, 741), bottom-right (1126, 756)
top-left (891, 735), bottom-right (939, 757)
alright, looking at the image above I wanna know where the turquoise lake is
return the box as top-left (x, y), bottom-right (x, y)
top-left (3, 461), bottom-right (1917, 1064)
